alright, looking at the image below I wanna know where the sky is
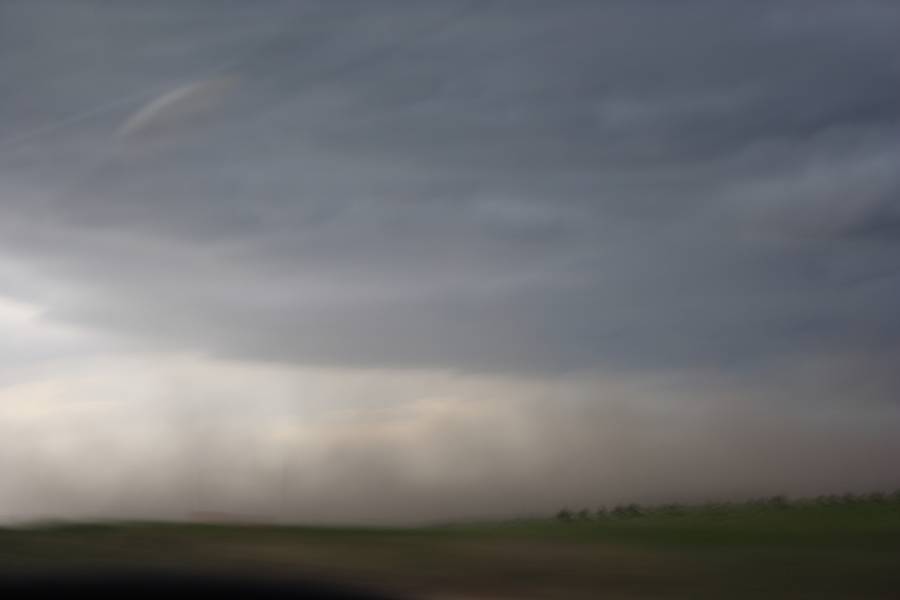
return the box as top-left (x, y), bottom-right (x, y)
top-left (1, 0), bottom-right (899, 524)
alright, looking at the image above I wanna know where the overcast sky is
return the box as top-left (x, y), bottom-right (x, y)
top-left (1, 0), bottom-right (899, 524)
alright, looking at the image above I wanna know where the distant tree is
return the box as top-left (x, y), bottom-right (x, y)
top-left (767, 495), bottom-right (790, 509)
top-left (595, 506), bottom-right (609, 520)
top-left (556, 508), bottom-right (574, 522)
top-left (705, 502), bottom-right (729, 515)
top-left (611, 503), bottom-right (643, 518)
top-left (815, 494), bottom-right (839, 507)
top-left (866, 492), bottom-right (886, 503)
top-left (659, 503), bottom-right (685, 516)
top-left (576, 508), bottom-right (592, 521)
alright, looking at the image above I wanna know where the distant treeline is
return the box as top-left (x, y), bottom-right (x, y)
top-left (555, 490), bottom-right (900, 521)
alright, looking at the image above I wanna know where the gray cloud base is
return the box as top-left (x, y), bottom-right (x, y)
top-left (1, 0), bottom-right (899, 376)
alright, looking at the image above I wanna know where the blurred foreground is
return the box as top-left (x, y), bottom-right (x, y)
top-left (2, 497), bottom-right (899, 599)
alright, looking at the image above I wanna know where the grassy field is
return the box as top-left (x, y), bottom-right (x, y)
top-left (2, 497), bottom-right (900, 598)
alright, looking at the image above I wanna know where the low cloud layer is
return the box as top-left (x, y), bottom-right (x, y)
top-left (1, 353), bottom-right (898, 524)
top-left (0, 1), bottom-right (898, 522)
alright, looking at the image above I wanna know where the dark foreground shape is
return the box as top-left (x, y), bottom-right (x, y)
top-left (0, 570), bottom-right (400, 600)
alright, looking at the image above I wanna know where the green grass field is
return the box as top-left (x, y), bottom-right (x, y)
top-left (2, 497), bottom-right (900, 598)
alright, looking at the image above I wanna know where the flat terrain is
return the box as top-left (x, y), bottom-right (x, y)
top-left (2, 500), bottom-right (900, 598)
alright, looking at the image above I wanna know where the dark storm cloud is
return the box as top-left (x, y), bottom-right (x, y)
top-left (2, 0), bottom-right (900, 374)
